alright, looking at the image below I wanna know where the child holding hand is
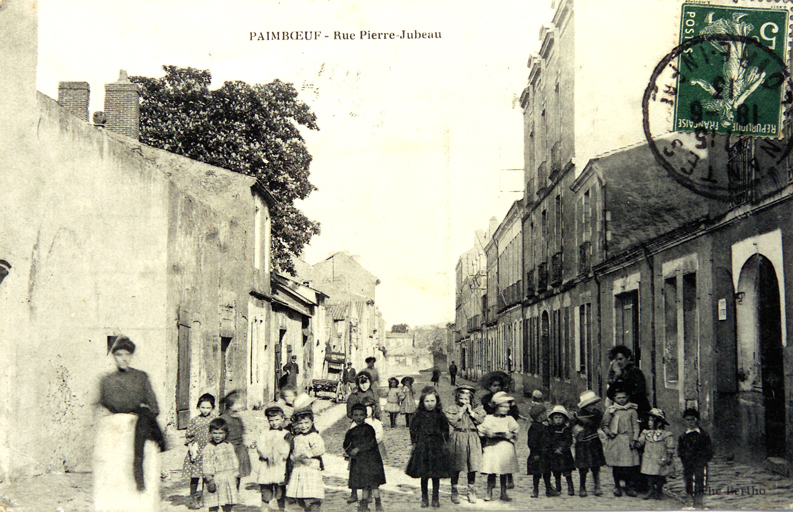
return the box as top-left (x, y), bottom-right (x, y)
top-left (255, 404), bottom-right (290, 511)
top-left (636, 408), bottom-right (675, 501)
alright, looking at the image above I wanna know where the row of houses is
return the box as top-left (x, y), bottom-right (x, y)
top-left (0, 2), bottom-right (386, 480)
top-left (453, 0), bottom-right (793, 470)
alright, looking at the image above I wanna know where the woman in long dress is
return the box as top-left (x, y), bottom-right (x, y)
top-left (94, 335), bottom-right (165, 512)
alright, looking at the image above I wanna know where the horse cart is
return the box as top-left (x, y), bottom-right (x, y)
top-left (310, 350), bottom-right (346, 401)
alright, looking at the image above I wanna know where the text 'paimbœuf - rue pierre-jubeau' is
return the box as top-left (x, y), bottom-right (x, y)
top-left (250, 30), bottom-right (442, 41)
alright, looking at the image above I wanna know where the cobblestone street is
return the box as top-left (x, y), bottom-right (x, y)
top-left (3, 371), bottom-right (793, 511)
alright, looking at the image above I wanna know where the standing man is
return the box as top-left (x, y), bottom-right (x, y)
top-left (285, 355), bottom-right (300, 388)
top-left (365, 357), bottom-right (380, 396)
top-left (449, 361), bottom-right (458, 386)
top-left (343, 362), bottom-right (357, 401)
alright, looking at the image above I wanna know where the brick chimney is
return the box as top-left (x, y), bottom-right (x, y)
top-left (57, 82), bottom-right (90, 121)
top-left (104, 70), bottom-right (140, 139)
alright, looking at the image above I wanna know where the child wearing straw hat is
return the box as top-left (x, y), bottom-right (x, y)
top-left (548, 405), bottom-right (576, 496)
top-left (572, 390), bottom-right (606, 497)
top-left (477, 392), bottom-right (520, 502)
top-left (636, 408), bottom-right (675, 501)
top-left (445, 385), bottom-right (485, 504)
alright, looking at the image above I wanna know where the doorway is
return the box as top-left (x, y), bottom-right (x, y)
top-left (219, 337), bottom-right (232, 407)
top-left (541, 311), bottom-right (550, 390)
top-left (737, 254), bottom-right (786, 458)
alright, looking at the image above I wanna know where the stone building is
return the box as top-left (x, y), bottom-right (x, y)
top-left (0, 0), bottom-right (287, 479)
top-left (454, 0), bottom-right (793, 469)
top-left (295, 252), bottom-right (386, 374)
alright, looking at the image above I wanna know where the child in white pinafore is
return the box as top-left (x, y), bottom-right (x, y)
top-left (384, 377), bottom-right (401, 428)
top-left (286, 408), bottom-right (326, 511)
top-left (477, 391), bottom-right (520, 502)
top-left (203, 418), bottom-right (240, 512)
top-left (256, 404), bottom-right (291, 511)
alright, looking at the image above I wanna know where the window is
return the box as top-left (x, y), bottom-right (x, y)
top-left (664, 277), bottom-right (679, 386)
top-left (582, 189), bottom-right (592, 242)
top-left (578, 303), bottom-right (593, 387)
top-left (682, 273), bottom-right (698, 400)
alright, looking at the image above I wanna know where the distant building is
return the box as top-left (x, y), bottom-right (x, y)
top-left (294, 252), bottom-right (386, 375)
top-left (383, 331), bottom-right (432, 378)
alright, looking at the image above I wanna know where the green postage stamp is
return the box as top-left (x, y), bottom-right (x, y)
top-left (675, 3), bottom-right (790, 138)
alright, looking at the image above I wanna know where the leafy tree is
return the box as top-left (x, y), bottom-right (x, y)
top-left (390, 323), bottom-right (410, 333)
top-left (131, 65), bottom-right (320, 275)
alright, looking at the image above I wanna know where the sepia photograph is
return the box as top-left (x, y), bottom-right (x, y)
top-left (2, 0), bottom-right (793, 510)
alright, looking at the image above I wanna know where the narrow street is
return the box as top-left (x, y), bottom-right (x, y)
top-left (3, 371), bottom-right (793, 510)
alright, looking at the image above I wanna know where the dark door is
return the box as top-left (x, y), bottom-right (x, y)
top-left (758, 256), bottom-right (785, 458)
top-left (176, 322), bottom-right (190, 429)
top-left (219, 336), bottom-right (231, 407)
top-left (541, 311), bottom-right (551, 391)
top-left (617, 291), bottom-right (640, 366)
top-left (274, 340), bottom-right (282, 400)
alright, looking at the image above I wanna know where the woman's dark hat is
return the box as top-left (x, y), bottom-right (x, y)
top-left (400, 376), bottom-right (414, 386)
top-left (109, 335), bottom-right (136, 355)
top-left (365, 356), bottom-right (376, 364)
top-left (479, 371), bottom-right (511, 391)
top-left (357, 370), bottom-right (373, 383)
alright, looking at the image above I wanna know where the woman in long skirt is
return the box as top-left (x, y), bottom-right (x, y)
top-left (94, 336), bottom-right (165, 512)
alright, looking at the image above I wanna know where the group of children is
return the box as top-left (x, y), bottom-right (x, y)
top-left (183, 387), bottom-right (325, 512)
top-left (182, 377), bottom-right (714, 511)
top-left (527, 384), bottom-right (713, 508)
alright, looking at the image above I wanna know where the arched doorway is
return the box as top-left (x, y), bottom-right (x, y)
top-left (736, 254), bottom-right (786, 458)
top-left (541, 311), bottom-right (550, 391)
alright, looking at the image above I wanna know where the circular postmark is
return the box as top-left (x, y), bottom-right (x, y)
top-left (643, 33), bottom-right (793, 202)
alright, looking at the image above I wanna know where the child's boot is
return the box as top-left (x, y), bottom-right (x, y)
top-left (357, 499), bottom-right (370, 512)
top-left (579, 471), bottom-right (588, 497)
top-left (593, 471), bottom-right (603, 496)
top-left (567, 476), bottom-right (575, 496)
top-left (420, 491), bottom-right (429, 508)
top-left (506, 473), bottom-right (515, 490)
top-left (374, 498), bottom-right (383, 512)
top-left (693, 493), bottom-right (704, 509)
top-left (431, 488), bottom-right (440, 508)
top-left (614, 484), bottom-right (623, 497)
top-left (484, 479), bottom-right (494, 501)
top-left (450, 485), bottom-right (460, 504)
top-left (347, 491), bottom-right (359, 504)
top-left (467, 484), bottom-right (477, 504)
top-left (545, 474), bottom-right (560, 497)
top-left (499, 476), bottom-right (512, 502)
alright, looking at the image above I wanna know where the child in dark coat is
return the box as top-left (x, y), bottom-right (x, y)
top-left (678, 408), bottom-right (713, 509)
top-left (345, 403), bottom-right (387, 512)
top-left (572, 390), bottom-right (606, 497)
top-left (405, 386), bottom-right (453, 508)
top-left (526, 404), bottom-right (557, 498)
top-left (548, 405), bottom-right (576, 496)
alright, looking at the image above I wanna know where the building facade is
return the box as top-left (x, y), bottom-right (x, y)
top-left (453, 0), bottom-right (793, 468)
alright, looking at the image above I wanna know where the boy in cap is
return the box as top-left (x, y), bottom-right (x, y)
top-left (255, 404), bottom-right (290, 510)
top-left (678, 408), bottom-right (713, 508)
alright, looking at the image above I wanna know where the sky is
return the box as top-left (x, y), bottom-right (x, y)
top-left (37, 0), bottom-right (553, 328)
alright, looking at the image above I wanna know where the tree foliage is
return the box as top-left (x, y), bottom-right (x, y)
top-left (131, 65), bottom-right (321, 275)
top-left (390, 323), bottom-right (410, 333)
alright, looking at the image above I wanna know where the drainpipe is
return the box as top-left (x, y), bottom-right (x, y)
top-left (593, 267), bottom-right (603, 397)
top-left (641, 243), bottom-right (657, 408)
